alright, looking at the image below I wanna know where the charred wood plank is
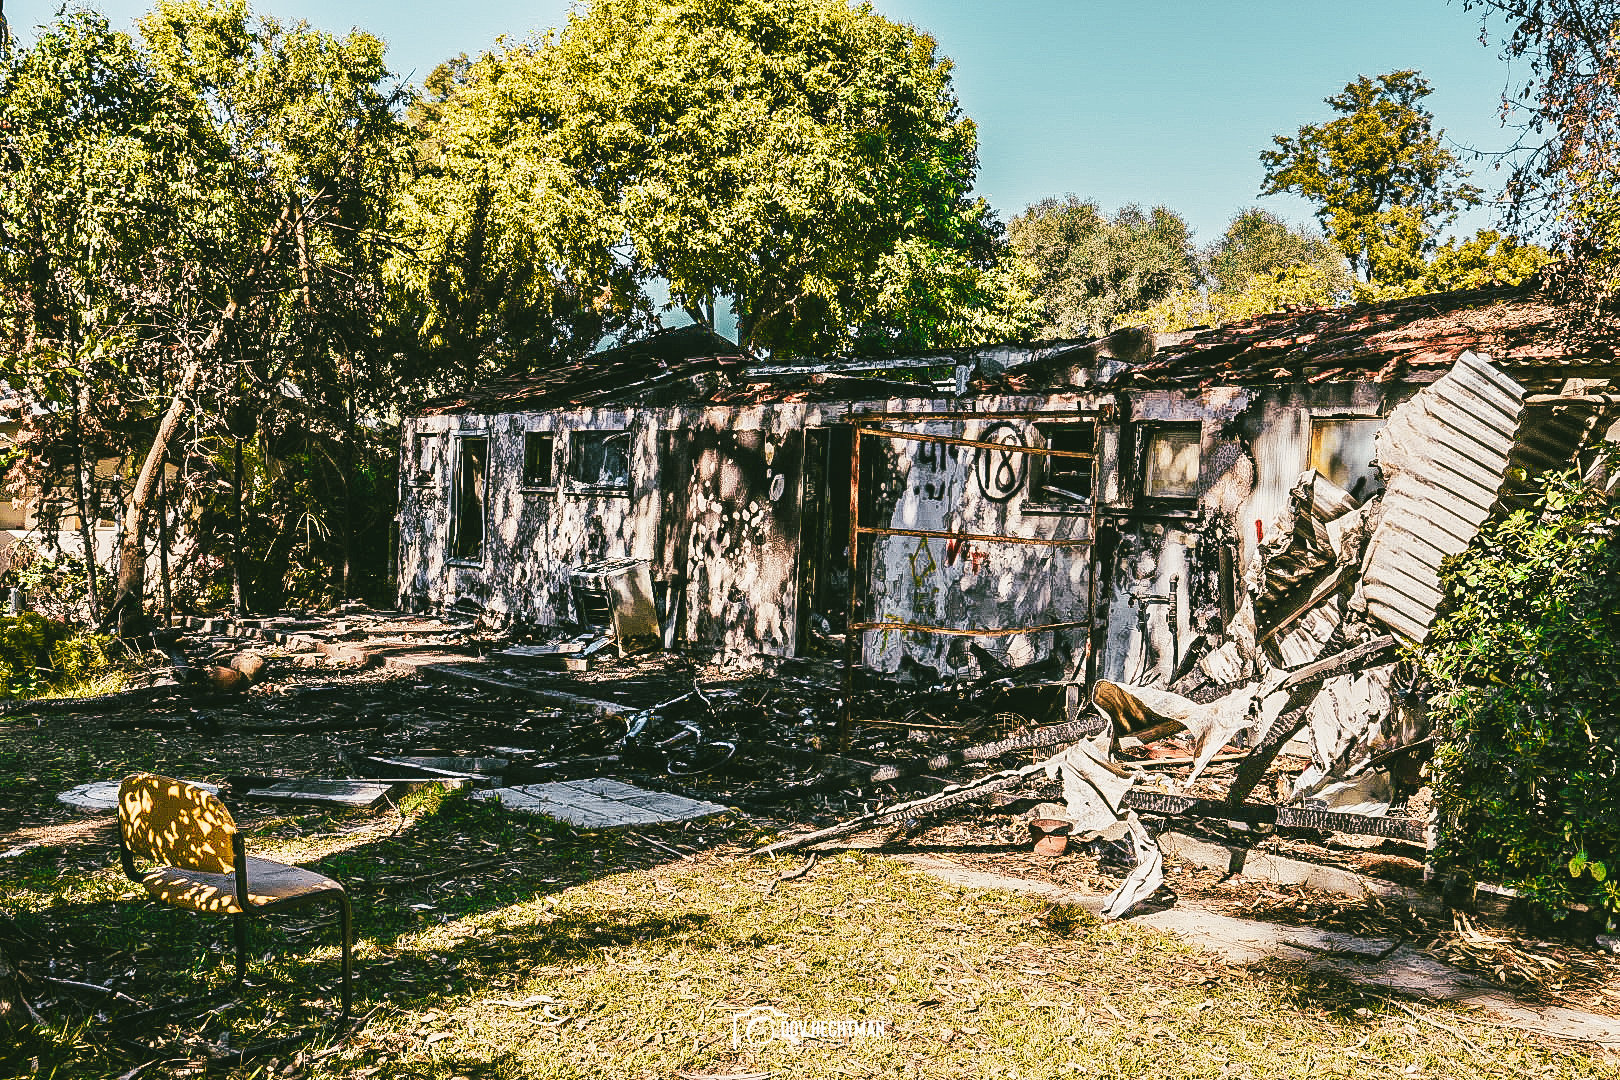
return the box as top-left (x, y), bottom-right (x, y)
top-left (1120, 790), bottom-right (1428, 843)
top-left (867, 717), bottom-right (1103, 783)
top-left (1276, 635), bottom-right (1397, 692)
top-left (1224, 706), bottom-right (1310, 806)
top-left (751, 762), bottom-right (1048, 856)
top-left (422, 664), bottom-right (628, 718)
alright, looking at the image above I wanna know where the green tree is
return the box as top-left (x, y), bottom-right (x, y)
top-left (1417, 229), bottom-right (1554, 291)
top-left (1423, 449), bottom-right (1620, 916)
top-left (1098, 207), bottom-right (1348, 333)
top-left (389, 51), bottom-right (650, 389)
top-left (0, 1), bottom-right (409, 625)
top-left (1007, 197), bottom-right (1199, 338)
top-left (1462, 1), bottom-right (1620, 323)
top-left (1205, 208), bottom-right (1351, 296)
top-left (402, 0), bottom-right (1033, 360)
top-left (1260, 71), bottom-right (1482, 286)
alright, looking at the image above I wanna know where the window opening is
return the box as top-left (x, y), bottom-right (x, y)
top-left (1141, 423), bottom-right (1202, 500)
top-left (523, 432), bottom-right (555, 488)
top-left (1033, 423), bottom-right (1094, 505)
top-left (568, 430), bottom-right (632, 489)
top-left (1309, 417), bottom-right (1384, 501)
top-left (451, 435), bottom-right (488, 561)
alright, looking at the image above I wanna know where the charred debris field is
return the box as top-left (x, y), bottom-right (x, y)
top-left (1, 626), bottom-right (1617, 1079)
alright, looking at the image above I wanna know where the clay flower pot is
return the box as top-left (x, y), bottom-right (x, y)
top-left (1029, 817), bottom-right (1074, 857)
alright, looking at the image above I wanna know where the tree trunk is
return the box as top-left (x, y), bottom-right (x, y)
top-left (111, 347), bottom-right (206, 637)
top-left (157, 467), bottom-right (172, 626)
top-left (105, 202), bottom-right (295, 634)
top-left (340, 403), bottom-right (354, 600)
top-left (230, 433), bottom-right (244, 615)
top-left (67, 384), bottom-right (101, 623)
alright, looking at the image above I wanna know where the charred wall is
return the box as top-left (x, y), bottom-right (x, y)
top-left (396, 376), bottom-right (1437, 675)
top-left (853, 407), bottom-right (1099, 683)
top-left (397, 408), bottom-right (662, 626)
top-left (1093, 380), bottom-right (1421, 687)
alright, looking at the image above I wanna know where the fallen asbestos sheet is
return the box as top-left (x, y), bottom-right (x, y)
top-left (475, 778), bottom-right (729, 827)
top-left (1360, 350), bottom-right (1527, 643)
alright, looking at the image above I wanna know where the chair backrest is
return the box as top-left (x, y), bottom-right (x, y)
top-left (118, 773), bottom-right (237, 874)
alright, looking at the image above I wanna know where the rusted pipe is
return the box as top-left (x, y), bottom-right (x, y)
top-left (839, 426), bottom-right (862, 750)
top-left (853, 427), bottom-right (1093, 459)
top-left (855, 525), bottom-right (1091, 547)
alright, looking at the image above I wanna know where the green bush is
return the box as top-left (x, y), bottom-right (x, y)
top-left (0, 614), bottom-right (117, 699)
top-left (1423, 450), bottom-right (1620, 917)
top-left (50, 632), bottom-right (113, 682)
top-left (0, 614), bottom-right (68, 698)
top-left (0, 549), bottom-right (98, 623)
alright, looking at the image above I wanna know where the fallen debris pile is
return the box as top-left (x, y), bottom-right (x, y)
top-left (752, 352), bottom-right (1610, 919)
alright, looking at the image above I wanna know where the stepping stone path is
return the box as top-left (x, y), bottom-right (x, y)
top-left (475, 778), bottom-right (727, 828)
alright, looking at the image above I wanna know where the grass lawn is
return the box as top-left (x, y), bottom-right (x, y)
top-left (2, 784), bottom-right (1614, 1080)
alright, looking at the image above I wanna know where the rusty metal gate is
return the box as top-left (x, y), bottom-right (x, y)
top-left (840, 412), bottom-right (1102, 741)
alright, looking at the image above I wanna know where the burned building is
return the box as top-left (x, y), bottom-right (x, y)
top-left (396, 286), bottom-right (1618, 691)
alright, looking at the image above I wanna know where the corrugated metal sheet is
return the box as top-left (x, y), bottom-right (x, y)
top-left (1360, 351), bottom-right (1525, 642)
top-left (1501, 402), bottom-right (1603, 507)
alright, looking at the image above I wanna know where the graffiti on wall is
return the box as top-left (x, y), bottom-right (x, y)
top-left (975, 422), bottom-right (1028, 502)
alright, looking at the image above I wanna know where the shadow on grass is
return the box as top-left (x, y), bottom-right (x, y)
top-left (0, 786), bottom-right (759, 1078)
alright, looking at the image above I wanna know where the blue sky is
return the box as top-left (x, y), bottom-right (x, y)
top-left (11, 0), bottom-right (1522, 244)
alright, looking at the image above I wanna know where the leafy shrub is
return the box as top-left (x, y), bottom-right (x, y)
top-left (49, 633), bottom-right (113, 682)
top-left (0, 614), bottom-right (118, 700)
top-left (1423, 450), bottom-right (1620, 916)
top-left (0, 614), bottom-right (69, 698)
top-left (0, 548), bottom-right (98, 623)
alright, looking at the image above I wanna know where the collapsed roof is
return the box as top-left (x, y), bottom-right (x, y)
top-left (414, 284), bottom-right (1619, 417)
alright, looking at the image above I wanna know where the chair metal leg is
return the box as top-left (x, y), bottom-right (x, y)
top-left (336, 891), bottom-right (353, 1026)
top-left (233, 913), bottom-right (248, 987)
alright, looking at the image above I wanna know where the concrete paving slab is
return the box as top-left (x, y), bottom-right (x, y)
top-left (569, 778), bottom-right (650, 800)
top-left (58, 779), bottom-right (220, 813)
top-left (242, 780), bottom-right (396, 808)
top-left (474, 778), bottom-right (727, 827)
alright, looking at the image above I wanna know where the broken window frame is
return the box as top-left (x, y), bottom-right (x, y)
top-left (449, 433), bottom-right (489, 564)
top-left (94, 479), bottom-right (120, 529)
top-left (566, 429), bottom-right (633, 493)
top-left (1308, 415), bottom-right (1385, 502)
top-left (1026, 421), bottom-right (1097, 511)
top-left (521, 431), bottom-right (557, 491)
top-left (1138, 422), bottom-right (1203, 504)
top-left (406, 430), bottom-right (440, 488)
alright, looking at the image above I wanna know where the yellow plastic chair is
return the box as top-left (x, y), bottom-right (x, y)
top-left (116, 772), bottom-right (352, 1024)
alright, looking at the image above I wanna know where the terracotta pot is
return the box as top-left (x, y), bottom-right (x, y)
top-left (1029, 817), bottom-right (1074, 857)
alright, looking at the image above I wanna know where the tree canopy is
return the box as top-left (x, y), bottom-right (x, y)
top-left (1204, 208), bottom-right (1350, 296)
top-left (0, 0), bottom-right (410, 622)
top-left (1006, 197), bottom-right (1199, 338)
top-left (1462, 0), bottom-right (1620, 324)
top-left (400, 0), bottom-right (1035, 360)
top-left (1260, 70), bottom-right (1482, 285)
top-left (1116, 208), bottom-right (1351, 332)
